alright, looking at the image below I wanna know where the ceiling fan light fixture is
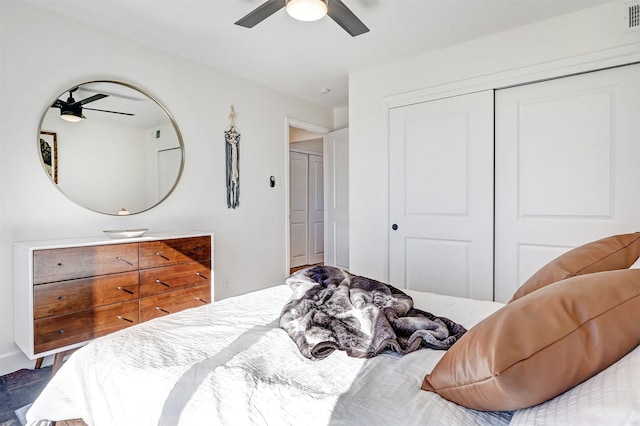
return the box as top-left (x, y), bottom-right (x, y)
top-left (60, 97), bottom-right (84, 122)
top-left (286, 0), bottom-right (327, 22)
top-left (60, 109), bottom-right (83, 122)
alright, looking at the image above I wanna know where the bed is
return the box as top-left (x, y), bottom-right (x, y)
top-left (26, 234), bottom-right (640, 426)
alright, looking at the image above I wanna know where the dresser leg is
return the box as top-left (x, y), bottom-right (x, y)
top-left (51, 348), bottom-right (81, 376)
top-left (35, 357), bottom-right (44, 369)
top-left (52, 352), bottom-right (65, 375)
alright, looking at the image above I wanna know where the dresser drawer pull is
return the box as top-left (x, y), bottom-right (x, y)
top-left (58, 296), bottom-right (65, 301)
top-left (156, 307), bottom-right (170, 314)
top-left (195, 297), bottom-right (208, 304)
top-left (116, 256), bottom-right (134, 266)
top-left (155, 252), bottom-right (171, 261)
top-left (59, 329), bottom-right (65, 334)
top-left (117, 286), bottom-right (134, 295)
top-left (117, 315), bottom-right (134, 323)
top-left (196, 272), bottom-right (208, 280)
top-left (155, 279), bottom-right (171, 287)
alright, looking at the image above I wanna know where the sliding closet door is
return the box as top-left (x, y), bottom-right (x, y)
top-left (290, 151), bottom-right (325, 268)
top-left (494, 64), bottom-right (640, 302)
top-left (389, 90), bottom-right (494, 300)
top-left (290, 151), bottom-right (309, 268)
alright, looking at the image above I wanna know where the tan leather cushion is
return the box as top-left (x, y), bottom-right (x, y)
top-left (510, 233), bottom-right (640, 302)
top-left (421, 269), bottom-right (640, 412)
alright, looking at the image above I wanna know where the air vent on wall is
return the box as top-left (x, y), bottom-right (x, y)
top-left (626, 0), bottom-right (640, 32)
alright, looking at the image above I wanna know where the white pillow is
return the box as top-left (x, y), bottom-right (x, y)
top-left (630, 256), bottom-right (640, 269)
top-left (509, 346), bottom-right (640, 426)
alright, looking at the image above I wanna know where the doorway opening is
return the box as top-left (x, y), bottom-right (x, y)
top-left (287, 121), bottom-right (327, 274)
top-left (285, 119), bottom-right (349, 277)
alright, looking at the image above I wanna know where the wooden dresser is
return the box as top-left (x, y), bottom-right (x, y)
top-left (14, 231), bottom-right (213, 363)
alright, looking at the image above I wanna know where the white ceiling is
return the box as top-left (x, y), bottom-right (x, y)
top-left (24, 0), bottom-right (611, 109)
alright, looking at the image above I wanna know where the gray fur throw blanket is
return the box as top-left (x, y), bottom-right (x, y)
top-left (279, 266), bottom-right (467, 360)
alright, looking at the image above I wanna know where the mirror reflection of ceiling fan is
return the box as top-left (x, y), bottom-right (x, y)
top-left (51, 87), bottom-right (135, 122)
top-left (235, 0), bottom-right (369, 37)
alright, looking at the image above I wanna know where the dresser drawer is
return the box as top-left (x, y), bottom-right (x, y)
top-left (34, 300), bottom-right (139, 353)
top-left (139, 236), bottom-right (211, 269)
top-left (33, 244), bottom-right (139, 284)
top-left (139, 285), bottom-right (210, 322)
top-left (33, 271), bottom-right (139, 319)
top-left (139, 261), bottom-right (211, 297)
top-left (15, 232), bottom-right (212, 360)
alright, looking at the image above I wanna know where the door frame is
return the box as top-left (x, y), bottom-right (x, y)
top-left (284, 118), bottom-right (330, 275)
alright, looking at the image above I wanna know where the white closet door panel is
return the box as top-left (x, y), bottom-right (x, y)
top-left (290, 152), bottom-right (309, 268)
top-left (494, 64), bottom-right (640, 302)
top-left (518, 89), bottom-right (612, 217)
top-left (389, 90), bottom-right (494, 300)
top-left (291, 223), bottom-right (308, 265)
top-left (405, 112), bottom-right (468, 215)
top-left (308, 154), bottom-right (324, 265)
top-left (405, 238), bottom-right (471, 297)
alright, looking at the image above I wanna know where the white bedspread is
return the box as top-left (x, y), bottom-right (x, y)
top-left (27, 285), bottom-right (511, 426)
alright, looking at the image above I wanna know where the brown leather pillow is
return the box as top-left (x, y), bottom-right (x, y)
top-left (510, 233), bottom-right (640, 302)
top-left (421, 269), bottom-right (640, 412)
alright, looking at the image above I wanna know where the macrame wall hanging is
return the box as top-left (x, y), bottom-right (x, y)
top-left (225, 105), bottom-right (240, 209)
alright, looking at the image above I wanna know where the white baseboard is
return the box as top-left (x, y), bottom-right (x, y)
top-left (0, 350), bottom-right (51, 376)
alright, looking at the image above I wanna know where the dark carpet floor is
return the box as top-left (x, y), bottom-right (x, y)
top-left (0, 367), bottom-right (52, 426)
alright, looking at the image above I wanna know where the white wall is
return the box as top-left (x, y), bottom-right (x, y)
top-left (0, 0), bottom-right (332, 374)
top-left (349, 0), bottom-right (640, 283)
top-left (333, 106), bottom-right (348, 130)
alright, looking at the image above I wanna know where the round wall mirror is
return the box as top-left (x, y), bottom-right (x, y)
top-left (38, 80), bottom-right (184, 215)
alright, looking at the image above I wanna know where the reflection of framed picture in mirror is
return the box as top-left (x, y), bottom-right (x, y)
top-left (40, 131), bottom-right (58, 183)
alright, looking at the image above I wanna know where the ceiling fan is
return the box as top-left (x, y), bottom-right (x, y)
top-left (51, 87), bottom-right (134, 122)
top-left (235, 0), bottom-right (369, 37)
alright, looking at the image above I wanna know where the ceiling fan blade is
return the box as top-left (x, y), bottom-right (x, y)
top-left (327, 0), bottom-right (369, 37)
top-left (51, 99), bottom-right (64, 108)
top-left (79, 93), bottom-right (108, 105)
top-left (235, 0), bottom-right (286, 28)
top-left (83, 107), bottom-right (134, 116)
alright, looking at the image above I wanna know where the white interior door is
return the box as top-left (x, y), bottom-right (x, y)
top-left (324, 128), bottom-right (350, 270)
top-left (308, 154), bottom-right (324, 265)
top-left (494, 64), bottom-right (640, 302)
top-left (389, 90), bottom-right (494, 299)
top-left (290, 151), bottom-right (309, 268)
top-left (157, 146), bottom-right (181, 200)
